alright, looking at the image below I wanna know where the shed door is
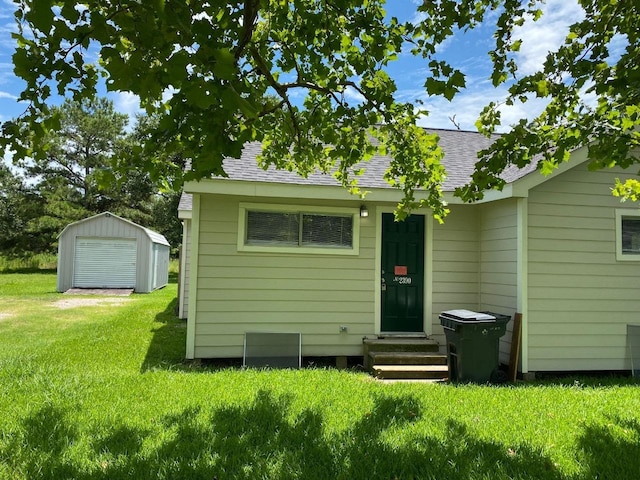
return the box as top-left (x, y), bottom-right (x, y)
top-left (73, 237), bottom-right (137, 288)
top-left (381, 213), bottom-right (425, 333)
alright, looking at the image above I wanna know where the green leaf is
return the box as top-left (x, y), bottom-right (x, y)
top-left (425, 77), bottom-right (446, 96)
top-left (12, 47), bottom-right (33, 79)
top-left (235, 94), bottom-right (259, 119)
top-left (212, 48), bottom-right (237, 81)
top-left (535, 79), bottom-right (549, 96)
top-left (450, 70), bottom-right (465, 88)
top-left (27, 2), bottom-right (54, 32)
top-left (5, 0), bottom-right (640, 221)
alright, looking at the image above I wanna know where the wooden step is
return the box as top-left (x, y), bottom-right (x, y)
top-left (363, 337), bottom-right (443, 370)
top-left (377, 378), bottom-right (447, 384)
top-left (373, 364), bottom-right (449, 380)
top-left (376, 378), bottom-right (447, 384)
top-left (363, 338), bottom-right (440, 353)
top-left (369, 351), bottom-right (447, 366)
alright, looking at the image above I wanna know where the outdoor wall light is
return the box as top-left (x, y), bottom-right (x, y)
top-left (360, 205), bottom-right (369, 218)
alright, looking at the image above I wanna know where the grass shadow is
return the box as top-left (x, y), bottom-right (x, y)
top-left (577, 415), bottom-right (640, 478)
top-left (140, 296), bottom-right (189, 372)
top-left (1, 390), bottom-right (592, 480)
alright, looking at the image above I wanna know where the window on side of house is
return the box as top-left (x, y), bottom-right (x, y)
top-left (239, 204), bottom-right (359, 255)
top-left (301, 213), bottom-right (353, 248)
top-left (246, 211), bottom-right (300, 246)
top-left (616, 210), bottom-right (640, 261)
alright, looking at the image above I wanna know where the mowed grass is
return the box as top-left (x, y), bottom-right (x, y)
top-left (1, 273), bottom-right (639, 479)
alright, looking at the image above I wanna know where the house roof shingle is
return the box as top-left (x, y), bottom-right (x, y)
top-left (178, 128), bottom-right (539, 212)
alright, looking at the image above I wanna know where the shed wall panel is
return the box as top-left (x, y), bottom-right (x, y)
top-left (152, 244), bottom-right (170, 289)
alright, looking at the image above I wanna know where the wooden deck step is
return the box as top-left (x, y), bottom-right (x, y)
top-left (369, 351), bottom-right (447, 366)
top-left (373, 364), bottom-right (449, 380)
top-left (363, 338), bottom-right (440, 353)
top-left (377, 378), bottom-right (448, 384)
top-left (363, 336), bottom-right (449, 380)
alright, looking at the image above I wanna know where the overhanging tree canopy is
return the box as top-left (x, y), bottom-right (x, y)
top-left (2, 0), bottom-right (639, 220)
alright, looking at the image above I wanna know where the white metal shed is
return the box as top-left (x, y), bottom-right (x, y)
top-left (57, 212), bottom-right (170, 293)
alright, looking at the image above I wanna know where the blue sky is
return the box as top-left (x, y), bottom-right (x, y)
top-left (0, 0), bottom-right (587, 153)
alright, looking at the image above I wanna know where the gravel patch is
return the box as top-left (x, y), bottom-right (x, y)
top-left (52, 298), bottom-right (131, 309)
top-left (64, 288), bottom-right (133, 296)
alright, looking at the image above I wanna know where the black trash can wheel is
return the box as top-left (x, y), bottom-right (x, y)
top-left (489, 368), bottom-right (509, 384)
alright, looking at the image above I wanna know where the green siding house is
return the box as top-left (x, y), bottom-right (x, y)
top-left (178, 128), bottom-right (640, 376)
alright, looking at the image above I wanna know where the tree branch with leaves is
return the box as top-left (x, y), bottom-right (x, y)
top-left (2, 0), bottom-right (639, 220)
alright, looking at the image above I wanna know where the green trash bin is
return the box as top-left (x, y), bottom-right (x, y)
top-left (439, 310), bottom-right (511, 383)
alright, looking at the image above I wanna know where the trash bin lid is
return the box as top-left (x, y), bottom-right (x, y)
top-left (441, 309), bottom-right (496, 322)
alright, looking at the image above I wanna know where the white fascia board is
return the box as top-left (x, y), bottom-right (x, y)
top-left (185, 178), bottom-right (436, 203)
top-left (185, 178), bottom-right (509, 205)
top-left (442, 185), bottom-right (517, 205)
top-left (186, 179), bottom-right (352, 199)
top-left (178, 210), bottom-right (192, 220)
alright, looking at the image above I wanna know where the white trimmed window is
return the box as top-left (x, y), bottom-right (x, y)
top-left (616, 209), bottom-right (640, 261)
top-left (238, 203), bottom-right (359, 255)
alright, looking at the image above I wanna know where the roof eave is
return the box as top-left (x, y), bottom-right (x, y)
top-left (183, 145), bottom-right (591, 206)
top-left (185, 177), bottom-right (461, 204)
top-left (509, 144), bottom-right (591, 197)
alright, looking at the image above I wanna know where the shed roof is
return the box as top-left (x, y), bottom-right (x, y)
top-left (179, 128), bottom-right (540, 211)
top-left (58, 212), bottom-right (170, 246)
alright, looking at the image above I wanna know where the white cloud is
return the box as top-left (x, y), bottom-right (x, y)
top-left (396, 0), bottom-right (592, 133)
top-left (412, 75), bottom-right (552, 133)
top-left (606, 33), bottom-right (630, 63)
top-left (110, 91), bottom-right (142, 127)
top-left (416, 96), bottom-right (548, 133)
top-left (0, 0), bottom-right (15, 19)
top-left (343, 85), bottom-right (365, 103)
top-left (0, 1), bottom-right (17, 50)
top-left (513, 0), bottom-right (585, 76)
top-left (2, 147), bottom-right (13, 166)
top-left (416, 87), bottom-right (509, 132)
top-left (162, 86), bottom-right (178, 103)
top-left (0, 24), bottom-right (16, 50)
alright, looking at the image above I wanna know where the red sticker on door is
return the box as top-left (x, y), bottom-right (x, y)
top-left (394, 265), bottom-right (408, 275)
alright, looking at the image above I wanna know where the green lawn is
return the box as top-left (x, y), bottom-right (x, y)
top-left (1, 272), bottom-right (639, 480)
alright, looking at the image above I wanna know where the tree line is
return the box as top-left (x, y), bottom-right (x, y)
top-left (0, 97), bottom-right (183, 257)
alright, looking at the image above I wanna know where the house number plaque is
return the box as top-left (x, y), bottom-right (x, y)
top-left (393, 276), bottom-right (412, 284)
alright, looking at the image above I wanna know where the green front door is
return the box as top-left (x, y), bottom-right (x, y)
top-left (381, 213), bottom-right (425, 333)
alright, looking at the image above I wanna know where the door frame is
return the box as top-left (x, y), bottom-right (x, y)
top-left (374, 206), bottom-right (433, 335)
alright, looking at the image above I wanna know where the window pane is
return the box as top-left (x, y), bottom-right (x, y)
top-left (302, 214), bottom-right (353, 248)
top-left (622, 217), bottom-right (640, 254)
top-left (246, 211), bottom-right (299, 245)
